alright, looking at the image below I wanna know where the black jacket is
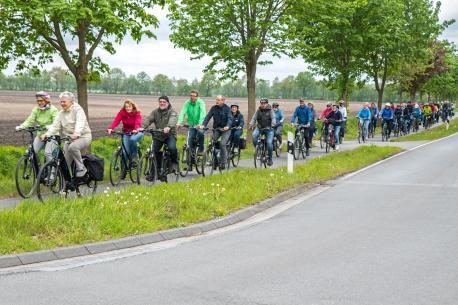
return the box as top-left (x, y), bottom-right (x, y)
top-left (203, 104), bottom-right (233, 129)
top-left (325, 110), bottom-right (343, 126)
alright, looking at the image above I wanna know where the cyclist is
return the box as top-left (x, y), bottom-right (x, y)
top-left (325, 104), bottom-right (343, 150)
top-left (394, 104), bottom-right (403, 132)
top-left (338, 100), bottom-right (347, 141)
top-left (229, 104), bottom-right (244, 152)
top-left (177, 90), bottom-right (206, 156)
top-left (202, 95), bottom-right (233, 170)
top-left (412, 103), bottom-right (422, 128)
top-left (423, 103), bottom-right (432, 126)
top-left (107, 99), bottom-right (143, 166)
top-left (308, 102), bottom-right (317, 144)
top-left (380, 103), bottom-right (394, 136)
top-left (370, 102), bottom-right (379, 133)
top-left (442, 101), bottom-right (450, 122)
top-left (16, 91), bottom-right (58, 165)
top-left (141, 96), bottom-right (179, 173)
top-left (319, 102), bottom-right (333, 120)
top-left (272, 102), bottom-right (284, 149)
top-left (290, 99), bottom-right (311, 156)
top-left (357, 102), bottom-right (371, 140)
top-left (249, 98), bottom-right (276, 166)
top-left (41, 91), bottom-right (91, 178)
top-left (401, 102), bottom-right (411, 132)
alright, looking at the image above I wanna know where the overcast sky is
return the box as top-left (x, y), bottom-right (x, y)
top-left (4, 0), bottom-right (458, 82)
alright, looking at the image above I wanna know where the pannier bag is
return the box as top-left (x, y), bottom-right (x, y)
top-left (83, 154), bottom-right (105, 181)
top-left (239, 138), bottom-right (247, 149)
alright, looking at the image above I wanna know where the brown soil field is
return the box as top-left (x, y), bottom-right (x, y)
top-left (0, 90), bottom-right (363, 145)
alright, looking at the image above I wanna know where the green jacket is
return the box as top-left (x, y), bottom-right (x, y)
top-left (20, 105), bottom-right (58, 136)
top-left (177, 98), bottom-right (206, 126)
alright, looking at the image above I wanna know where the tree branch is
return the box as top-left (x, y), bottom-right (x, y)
top-left (86, 28), bottom-right (105, 64)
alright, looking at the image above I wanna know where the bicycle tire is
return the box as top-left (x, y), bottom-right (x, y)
top-left (138, 151), bottom-right (156, 185)
top-left (36, 160), bottom-right (64, 202)
top-left (15, 154), bottom-right (37, 198)
top-left (294, 135), bottom-right (301, 160)
top-left (109, 149), bottom-right (124, 186)
top-left (179, 146), bottom-right (190, 177)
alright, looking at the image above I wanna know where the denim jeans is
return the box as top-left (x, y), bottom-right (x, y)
top-left (230, 129), bottom-right (243, 147)
top-left (188, 128), bottom-right (205, 152)
top-left (122, 132), bottom-right (144, 159)
top-left (359, 119), bottom-right (370, 139)
top-left (334, 125), bottom-right (341, 145)
top-left (252, 128), bottom-right (273, 160)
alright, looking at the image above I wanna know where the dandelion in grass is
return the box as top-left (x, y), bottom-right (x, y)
top-left (103, 190), bottom-right (108, 194)
top-left (270, 173), bottom-right (275, 177)
top-left (211, 183), bottom-right (214, 186)
top-left (216, 184), bottom-right (220, 187)
top-left (130, 192), bottom-right (135, 196)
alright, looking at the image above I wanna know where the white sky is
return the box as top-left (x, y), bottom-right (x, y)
top-left (4, 0), bottom-right (458, 82)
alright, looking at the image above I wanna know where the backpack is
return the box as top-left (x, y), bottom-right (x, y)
top-left (83, 154), bottom-right (105, 181)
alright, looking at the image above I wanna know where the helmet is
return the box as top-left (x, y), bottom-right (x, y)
top-left (272, 102), bottom-right (279, 107)
top-left (326, 102), bottom-right (332, 106)
top-left (385, 103), bottom-right (391, 107)
top-left (35, 91), bottom-right (51, 101)
top-left (230, 104), bottom-right (239, 109)
top-left (259, 98), bottom-right (269, 103)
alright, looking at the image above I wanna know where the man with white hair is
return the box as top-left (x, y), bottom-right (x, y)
top-left (41, 91), bottom-right (92, 178)
top-left (202, 95), bottom-right (233, 169)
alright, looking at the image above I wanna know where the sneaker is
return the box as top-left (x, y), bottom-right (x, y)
top-left (76, 168), bottom-right (87, 178)
top-left (171, 162), bottom-right (179, 173)
top-left (145, 175), bottom-right (154, 182)
top-left (197, 150), bottom-right (204, 156)
top-left (306, 149), bottom-right (310, 156)
top-left (267, 159), bottom-right (273, 166)
top-left (120, 169), bottom-right (127, 180)
top-left (131, 155), bottom-right (139, 168)
top-left (220, 163), bottom-right (226, 170)
top-left (336, 145), bottom-right (340, 151)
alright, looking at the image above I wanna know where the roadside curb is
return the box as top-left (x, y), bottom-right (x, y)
top-left (0, 184), bottom-right (313, 269)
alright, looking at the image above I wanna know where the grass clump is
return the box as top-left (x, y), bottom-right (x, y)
top-left (0, 145), bottom-right (402, 255)
top-left (392, 117), bottom-right (458, 142)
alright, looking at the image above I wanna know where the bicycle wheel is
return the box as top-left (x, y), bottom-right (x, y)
top-left (179, 146), bottom-right (190, 177)
top-left (293, 136), bottom-right (301, 160)
top-left (15, 155), bottom-right (37, 198)
top-left (320, 131), bottom-right (325, 149)
top-left (73, 178), bottom-right (98, 198)
top-left (162, 155), bottom-right (179, 183)
top-left (195, 151), bottom-right (204, 175)
top-left (129, 152), bottom-right (141, 185)
top-left (109, 149), bottom-right (124, 186)
top-left (231, 147), bottom-right (241, 168)
top-left (301, 136), bottom-right (306, 159)
top-left (358, 127), bottom-right (361, 144)
top-left (254, 145), bottom-right (264, 168)
top-left (325, 134), bottom-right (330, 153)
top-left (202, 148), bottom-right (214, 176)
top-left (36, 161), bottom-right (64, 202)
top-left (274, 139), bottom-right (281, 158)
top-left (138, 152), bottom-right (156, 185)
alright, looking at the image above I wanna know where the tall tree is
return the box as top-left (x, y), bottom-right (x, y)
top-left (199, 72), bottom-right (219, 97)
top-left (295, 71), bottom-right (316, 98)
top-left (292, 0), bottom-right (367, 106)
top-left (0, 0), bottom-right (163, 117)
top-left (168, 0), bottom-right (295, 122)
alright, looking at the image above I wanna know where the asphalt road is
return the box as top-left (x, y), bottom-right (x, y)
top-left (1, 134), bottom-right (457, 304)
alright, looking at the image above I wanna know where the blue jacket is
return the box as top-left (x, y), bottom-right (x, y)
top-left (412, 107), bottom-right (422, 117)
top-left (291, 106), bottom-right (311, 125)
top-left (274, 109), bottom-right (284, 127)
top-left (358, 108), bottom-right (371, 120)
top-left (380, 108), bottom-right (394, 120)
top-left (370, 106), bottom-right (379, 118)
top-left (231, 112), bottom-right (244, 128)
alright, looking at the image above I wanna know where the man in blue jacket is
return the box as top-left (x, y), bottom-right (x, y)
top-left (290, 99), bottom-right (312, 156)
top-left (272, 102), bottom-right (284, 149)
top-left (202, 95), bottom-right (233, 169)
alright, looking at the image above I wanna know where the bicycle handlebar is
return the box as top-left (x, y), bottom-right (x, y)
top-left (15, 126), bottom-right (45, 133)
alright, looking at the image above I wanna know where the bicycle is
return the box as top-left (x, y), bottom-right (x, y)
top-left (319, 122), bottom-right (326, 149)
top-left (323, 119), bottom-right (337, 153)
top-left (368, 118), bottom-right (376, 138)
top-left (109, 131), bottom-right (142, 186)
top-left (412, 116), bottom-right (421, 133)
top-left (14, 126), bottom-right (45, 198)
top-left (227, 127), bottom-right (243, 168)
top-left (179, 125), bottom-right (204, 177)
top-left (253, 128), bottom-right (271, 168)
top-left (293, 124), bottom-right (309, 160)
top-left (381, 120), bottom-right (391, 142)
top-left (36, 136), bottom-right (98, 202)
top-left (202, 127), bottom-right (230, 176)
top-left (137, 129), bottom-right (180, 184)
top-left (423, 114), bottom-right (433, 130)
top-left (357, 119), bottom-right (367, 144)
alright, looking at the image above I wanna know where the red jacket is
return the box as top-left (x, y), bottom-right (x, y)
top-left (319, 107), bottom-right (332, 120)
top-left (109, 108), bottom-right (142, 132)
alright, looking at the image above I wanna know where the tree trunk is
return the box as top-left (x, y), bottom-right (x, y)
top-left (76, 72), bottom-right (89, 119)
top-left (246, 59), bottom-right (257, 130)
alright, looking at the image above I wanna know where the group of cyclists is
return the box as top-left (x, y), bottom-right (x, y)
top-left (15, 90), bottom-right (455, 198)
top-left (357, 100), bottom-right (455, 141)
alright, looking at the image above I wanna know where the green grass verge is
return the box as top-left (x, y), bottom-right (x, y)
top-left (0, 145), bottom-right (402, 255)
top-left (391, 117), bottom-right (458, 142)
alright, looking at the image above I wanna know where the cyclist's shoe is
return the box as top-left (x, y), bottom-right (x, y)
top-left (197, 149), bottom-right (204, 156)
top-left (76, 168), bottom-right (88, 178)
top-left (267, 159), bottom-right (273, 166)
top-left (131, 156), bottom-right (139, 168)
top-left (145, 174), bottom-right (154, 182)
top-left (120, 170), bottom-right (127, 180)
top-left (220, 163), bottom-right (226, 170)
top-left (306, 149), bottom-right (310, 156)
top-left (170, 162), bottom-right (179, 173)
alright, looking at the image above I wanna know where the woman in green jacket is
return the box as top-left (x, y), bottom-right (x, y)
top-left (16, 91), bottom-right (58, 164)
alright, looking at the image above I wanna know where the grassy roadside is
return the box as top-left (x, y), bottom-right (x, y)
top-left (0, 145), bottom-right (402, 255)
top-left (391, 117), bottom-right (458, 142)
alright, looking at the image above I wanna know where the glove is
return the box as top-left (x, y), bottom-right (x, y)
top-left (15, 126), bottom-right (21, 131)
